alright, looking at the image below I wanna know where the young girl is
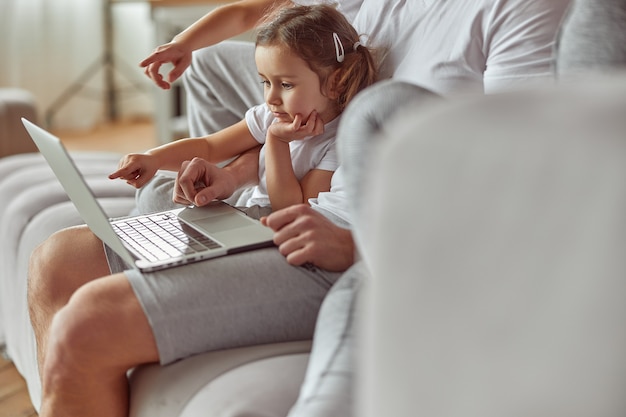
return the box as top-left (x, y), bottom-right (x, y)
top-left (110, 4), bottom-right (378, 213)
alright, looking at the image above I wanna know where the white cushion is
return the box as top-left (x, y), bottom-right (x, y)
top-left (359, 74), bottom-right (626, 417)
top-left (129, 341), bottom-right (311, 417)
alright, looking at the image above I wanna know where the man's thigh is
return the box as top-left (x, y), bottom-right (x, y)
top-left (110, 247), bottom-right (342, 365)
top-left (50, 272), bottom-right (159, 367)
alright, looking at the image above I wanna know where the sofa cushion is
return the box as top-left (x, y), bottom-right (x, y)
top-left (359, 75), bottom-right (626, 417)
top-left (129, 341), bottom-right (311, 417)
top-left (287, 262), bottom-right (365, 417)
top-left (0, 151), bottom-right (136, 410)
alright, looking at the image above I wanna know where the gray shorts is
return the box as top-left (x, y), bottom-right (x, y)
top-left (106, 246), bottom-right (341, 365)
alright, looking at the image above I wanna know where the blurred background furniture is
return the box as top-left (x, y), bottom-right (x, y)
top-left (0, 88), bottom-right (38, 157)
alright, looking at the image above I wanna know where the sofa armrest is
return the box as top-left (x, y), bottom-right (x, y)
top-left (0, 89), bottom-right (38, 157)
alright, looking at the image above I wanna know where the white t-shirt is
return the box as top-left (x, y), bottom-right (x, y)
top-left (244, 103), bottom-right (340, 208)
top-left (293, 0), bottom-right (363, 23)
top-left (289, 0), bottom-right (571, 226)
top-left (309, 165), bottom-right (351, 228)
top-left (352, 0), bottom-right (572, 95)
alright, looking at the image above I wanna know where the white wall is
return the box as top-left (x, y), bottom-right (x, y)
top-left (111, 2), bottom-right (156, 124)
top-left (0, 1), bottom-right (188, 130)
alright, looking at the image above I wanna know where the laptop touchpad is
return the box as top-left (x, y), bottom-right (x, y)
top-left (190, 213), bottom-right (254, 233)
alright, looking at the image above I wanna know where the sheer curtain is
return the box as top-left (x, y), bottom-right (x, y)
top-left (0, 0), bottom-right (153, 130)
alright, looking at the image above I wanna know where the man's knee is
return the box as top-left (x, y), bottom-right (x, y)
top-left (43, 285), bottom-right (119, 376)
top-left (28, 226), bottom-right (107, 312)
top-left (29, 230), bottom-right (63, 277)
top-left (45, 307), bottom-right (92, 371)
top-left (41, 307), bottom-right (105, 394)
top-left (28, 228), bottom-right (74, 306)
top-left (135, 174), bottom-right (177, 214)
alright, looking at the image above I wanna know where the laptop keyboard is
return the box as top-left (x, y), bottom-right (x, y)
top-left (112, 212), bottom-right (222, 262)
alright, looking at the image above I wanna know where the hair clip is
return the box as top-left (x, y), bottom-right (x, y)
top-left (333, 32), bottom-right (344, 63)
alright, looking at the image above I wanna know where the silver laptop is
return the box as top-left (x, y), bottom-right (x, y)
top-left (22, 118), bottom-right (275, 272)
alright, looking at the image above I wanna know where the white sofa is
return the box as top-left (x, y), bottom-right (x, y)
top-left (5, 74), bottom-right (626, 416)
top-left (0, 79), bottom-right (338, 417)
top-left (356, 72), bottom-right (626, 417)
top-left (3, 0), bottom-right (626, 413)
top-left (0, 91), bottom-right (314, 416)
top-left (1, 136), bottom-right (329, 417)
top-left (7, 73), bottom-right (626, 417)
top-left (0, 149), bottom-right (318, 416)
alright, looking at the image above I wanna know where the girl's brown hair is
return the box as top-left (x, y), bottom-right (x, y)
top-left (255, 4), bottom-right (378, 112)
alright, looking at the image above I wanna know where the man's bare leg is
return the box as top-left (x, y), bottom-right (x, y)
top-left (28, 225), bottom-right (112, 374)
top-left (40, 273), bottom-right (158, 417)
top-left (28, 225), bottom-right (159, 417)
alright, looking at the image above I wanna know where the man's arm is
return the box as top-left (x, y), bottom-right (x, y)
top-left (174, 150), bottom-right (355, 271)
top-left (173, 146), bottom-right (261, 206)
top-left (262, 204), bottom-right (355, 272)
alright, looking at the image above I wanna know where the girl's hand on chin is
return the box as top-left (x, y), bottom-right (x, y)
top-left (269, 111), bottom-right (324, 142)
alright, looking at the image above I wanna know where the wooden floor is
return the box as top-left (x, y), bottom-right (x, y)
top-left (0, 355), bottom-right (36, 417)
top-left (54, 117), bottom-right (158, 154)
top-left (0, 118), bottom-right (159, 417)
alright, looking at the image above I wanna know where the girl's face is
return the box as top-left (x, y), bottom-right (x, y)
top-left (255, 45), bottom-right (339, 125)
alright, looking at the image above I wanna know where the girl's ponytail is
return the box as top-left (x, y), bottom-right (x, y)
top-left (334, 38), bottom-right (379, 111)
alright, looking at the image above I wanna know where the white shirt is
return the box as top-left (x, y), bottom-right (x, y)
top-left (352, 0), bottom-right (572, 95)
top-left (245, 103), bottom-right (340, 207)
top-left (309, 166), bottom-right (351, 228)
top-left (292, 0), bottom-right (572, 226)
top-left (294, 0), bottom-right (363, 23)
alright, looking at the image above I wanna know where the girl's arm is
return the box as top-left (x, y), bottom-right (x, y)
top-left (141, 0), bottom-right (291, 89)
top-left (264, 111), bottom-right (329, 210)
top-left (110, 119), bottom-right (260, 188)
top-left (172, 0), bottom-right (289, 52)
top-left (148, 119), bottom-right (260, 169)
top-left (264, 134), bottom-right (333, 211)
